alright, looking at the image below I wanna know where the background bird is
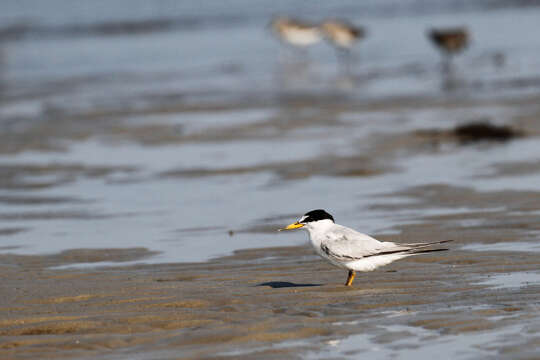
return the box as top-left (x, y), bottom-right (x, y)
top-left (280, 209), bottom-right (452, 286)
top-left (320, 20), bottom-right (366, 73)
top-left (270, 16), bottom-right (322, 49)
top-left (428, 27), bottom-right (469, 74)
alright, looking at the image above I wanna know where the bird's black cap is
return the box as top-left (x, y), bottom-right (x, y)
top-left (301, 209), bottom-right (334, 223)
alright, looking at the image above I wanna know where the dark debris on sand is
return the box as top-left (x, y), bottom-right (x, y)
top-left (416, 119), bottom-right (523, 145)
top-left (453, 121), bottom-right (522, 143)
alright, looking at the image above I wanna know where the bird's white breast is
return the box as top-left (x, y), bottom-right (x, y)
top-left (282, 28), bottom-right (321, 46)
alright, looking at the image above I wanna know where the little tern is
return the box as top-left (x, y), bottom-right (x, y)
top-left (279, 209), bottom-right (451, 286)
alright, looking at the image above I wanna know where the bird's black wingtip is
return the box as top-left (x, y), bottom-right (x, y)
top-left (410, 248), bottom-right (450, 255)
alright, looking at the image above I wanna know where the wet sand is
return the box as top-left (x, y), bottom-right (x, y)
top-left (1, 183), bottom-right (539, 359)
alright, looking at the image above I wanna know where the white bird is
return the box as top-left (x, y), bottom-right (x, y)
top-left (279, 209), bottom-right (451, 286)
top-left (270, 17), bottom-right (322, 48)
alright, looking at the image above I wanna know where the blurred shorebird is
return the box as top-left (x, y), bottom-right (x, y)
top-left (320, 20), bottom-right (365, 72)
top-left (270, 17), bottom-right (322, 49)
top-left (428, 27), bottom-right (469, 73)
top-left (279, 209), bottom-right (451, 286)
top-left (269, 17), bottom-right (322, 84)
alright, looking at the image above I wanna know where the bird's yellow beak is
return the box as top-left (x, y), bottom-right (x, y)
top-left (278, 222), bottom-right (304, 231)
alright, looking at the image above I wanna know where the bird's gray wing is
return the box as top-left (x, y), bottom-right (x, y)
top-left (320, 225), bottom-right (415, 260)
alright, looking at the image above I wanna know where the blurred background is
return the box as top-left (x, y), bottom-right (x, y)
top-left (1, 0), bottom-right (540, 266)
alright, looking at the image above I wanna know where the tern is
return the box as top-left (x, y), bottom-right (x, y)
top-left (279, 209), bottom-right (451, 286)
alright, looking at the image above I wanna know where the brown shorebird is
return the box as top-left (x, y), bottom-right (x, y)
top-left (428, 27), bottom-right (469, 73)
top-left (429, 27), bottom-right (468, 55)
top-left (320, 20), bottom-right (365, 71)
top-left (270, 17), bottom-right (322, 48)
top-left (321, 20), bottom-right (365, 50)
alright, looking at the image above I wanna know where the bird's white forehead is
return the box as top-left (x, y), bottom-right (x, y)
top-left (299, 215), bottom-right (307, 222)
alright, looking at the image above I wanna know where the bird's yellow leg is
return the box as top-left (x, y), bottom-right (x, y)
top-left (345, 270), bottom-right (355, 286)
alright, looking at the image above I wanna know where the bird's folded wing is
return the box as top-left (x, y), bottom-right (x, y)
top-left (322, 231), bottom-right (452, 261)
top-left (321, 237), bottom-right (412, 260)
top-left (319, 225), bottom-right (411, 260)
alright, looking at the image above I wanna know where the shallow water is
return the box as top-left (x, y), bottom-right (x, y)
top-left (305, 322), bottom-right (535, 360)
top-left (477, 272), bottom-right (540, 289)
top-left (462, 241), bottom-right (540, 252)
top-left (1, 105), bottom-right (540, 264)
